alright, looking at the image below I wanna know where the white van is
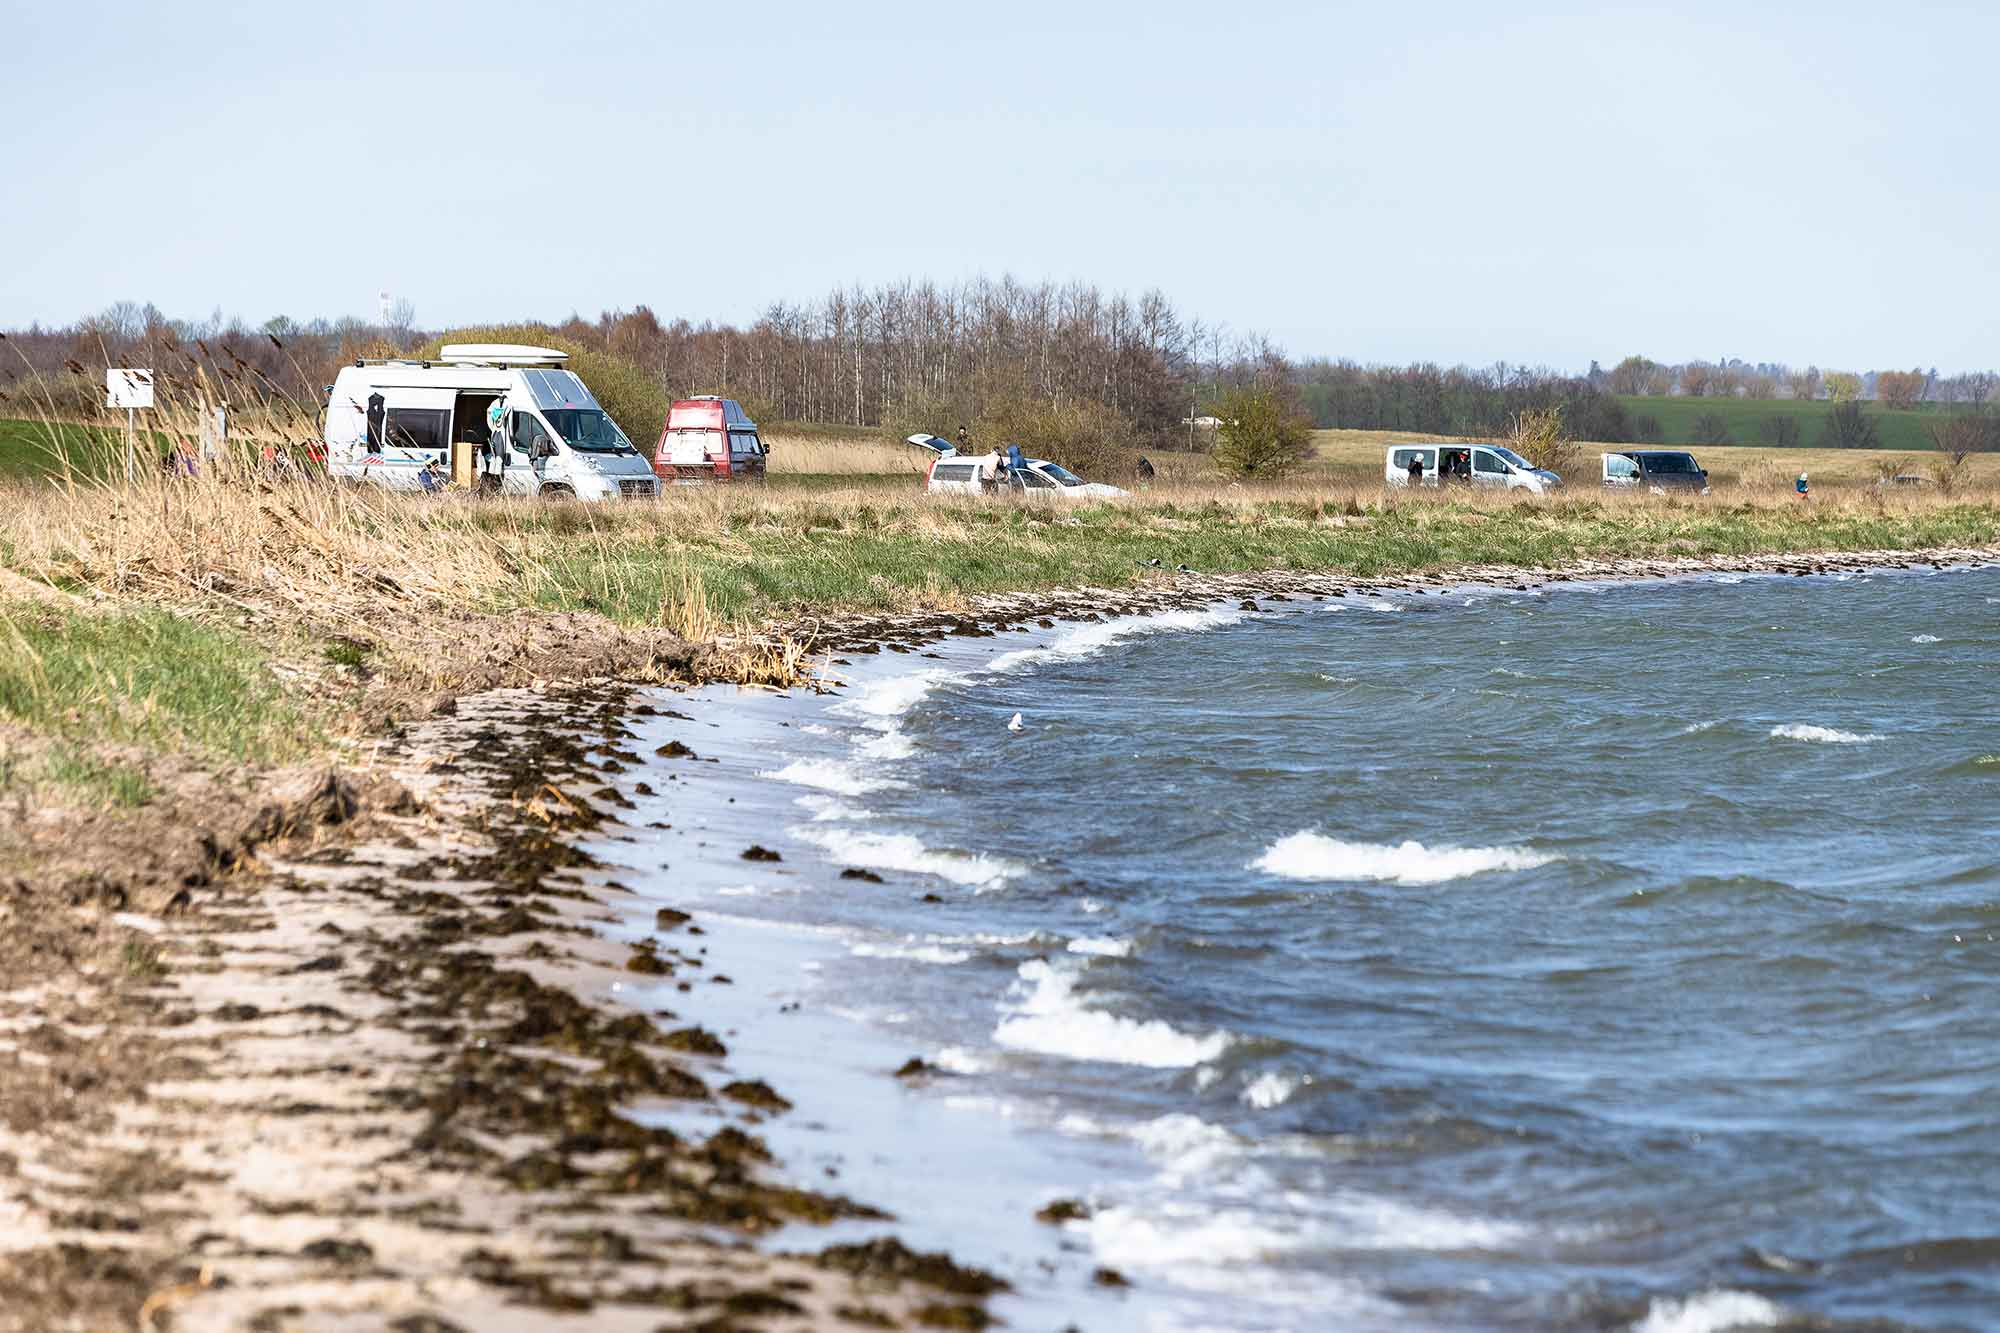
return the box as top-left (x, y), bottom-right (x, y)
top-left (1384, 443), bottom-right (1559, 493)
top-left (323, 344), bottom-right (659, 500)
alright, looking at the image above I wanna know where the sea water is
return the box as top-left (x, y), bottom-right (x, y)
top-left (608, 564), bottom-right (2000, 1331)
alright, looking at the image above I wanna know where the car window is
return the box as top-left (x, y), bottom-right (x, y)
top-left (1473, 450), bottom-right (1508, 475)
top-left (1021, 469), bottom-right (1056, 489)
top-left (1606, 455), bottom-right (1639, 479)
top-left (934, 463), bottom-right (974, 482)
top-left (728, 430), bottom-right (762, 457)
top-left (1647, 453), bottom-right (1698, 474)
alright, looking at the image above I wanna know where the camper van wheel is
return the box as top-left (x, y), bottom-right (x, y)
top-left (540, 484), bottom-right (576, 502)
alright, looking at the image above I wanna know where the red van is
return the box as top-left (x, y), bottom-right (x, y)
top-left (652, 396), bottom-right (768, 483)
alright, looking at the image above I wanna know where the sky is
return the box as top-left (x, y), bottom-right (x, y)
top-left (5, 0), bottom-right (1996, 372)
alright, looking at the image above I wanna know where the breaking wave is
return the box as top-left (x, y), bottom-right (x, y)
top-left (985, 606), bottom-right (1247, 675)
top-left (1066, 935), bottom-right (1133, 957)
top-left (1632, 1289), bottom-right (1784, 1333)
top-left (1253, 832), bottom-right (1561, 885)
top-left (1769, 724), bottom-right (1880, 744)
top-left (761, 758), bottom-right (898, 797)
top-left (993, 960), bottom-right (1231, 1068)
top-left (793, 826), bottom-right (1023, 890)
top-left (850, 938), bottom-right (973, 965)
top-left (1242, 1071), bottom-right (1305, 1109)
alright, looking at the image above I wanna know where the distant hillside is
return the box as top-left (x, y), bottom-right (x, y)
top-left (1616, 396), bottom-right (1936, 451)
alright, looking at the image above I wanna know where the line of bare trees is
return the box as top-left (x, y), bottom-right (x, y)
top-left (1292, 359), bottom-right (1639, 441)
top-left (1597, 355), bottom-right (1999, 406)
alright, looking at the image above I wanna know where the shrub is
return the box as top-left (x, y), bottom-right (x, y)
top-left (1759, 415), bottom-right (1802, 446)
top-left (968, 394), bottom-right (1141, 479)
top-left (1691, 412), bottom-right (1734, 445)
top-left (1506, 405), bottom-right (1583, 481)
top-left (1633, 414), bottom-right (1665, 443)
top-left (1210, 386), bottom-right (1315, 478)
top-left (1818, 402), bottom-right (1879, 449)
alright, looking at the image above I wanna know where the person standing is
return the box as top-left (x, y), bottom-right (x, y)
top-left (1406, 452), bottom-right (1426, 486)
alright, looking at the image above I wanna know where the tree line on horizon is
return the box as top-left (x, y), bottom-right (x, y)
top-left (4, 296), bottom-right (1995, 462)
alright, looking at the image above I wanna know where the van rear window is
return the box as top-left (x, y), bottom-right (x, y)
top-left (934, 463), bottom-right (976, 481)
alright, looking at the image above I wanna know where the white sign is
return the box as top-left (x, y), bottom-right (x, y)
top-left (106, 368), bottom-right (155, 410)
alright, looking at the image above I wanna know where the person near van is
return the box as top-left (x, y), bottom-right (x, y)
top-left (956, 425), bottom-right (972, 452)
top-left (1795, 470), bottom-right (1810, 499)
top-left (1136, 456), bottom-right (1156, 481)
top-left (1406, 453), bottom-right (1425, 486)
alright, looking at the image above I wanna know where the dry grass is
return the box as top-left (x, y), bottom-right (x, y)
top-left (763, 433), bottom-right (927, 475)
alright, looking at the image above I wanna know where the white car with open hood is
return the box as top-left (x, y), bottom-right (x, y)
top-left (907, 434), bottom-right (1128, 499)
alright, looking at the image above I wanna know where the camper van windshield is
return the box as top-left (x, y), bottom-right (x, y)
top-left (545, 409), bottom-right (634, 453)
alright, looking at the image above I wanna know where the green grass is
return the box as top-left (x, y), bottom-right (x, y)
top-left (0, 606), bottom-right (321, 764)
top-left (41, 745), bottom-right (157, 808)
top-left (1617, 396), bottom-right (1939, 451)
top-left (0, 417), bottom-right (155, 482)
top-left (515, 494), bottom-right (2000, 626)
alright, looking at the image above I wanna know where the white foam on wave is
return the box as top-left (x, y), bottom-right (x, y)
top-left (1769, 723), bottom-right (1880, 744)
top-left (1242, 1071), bottom-right (1305, 1109)
top-left (854, 727), bottom-right (916, 760)
top-left (1911, 633), bottom-right (1941, 644)
top-left (926, 929), bottom-right (1051, 947)
top-left (1679, 720), bottom-right (1722, 735)
top-left (851, 938), bottom-right (972, 965)
top-left (798, 722), bottom-right (833, 736)
top-left (1364, 600), bottom-right (1401, 612)
top-left (794, 825), bottom-right (1023, 890)
top-left (794, 793), bottom-right (871, 822)
top-left (985, 606), bottom-right (1247, 674)
top-left (761, 758), bottom-right (897, 797)
top-left (931, 1045), bottom-right (989, 1074)
top-left (993, 960), bottom-right (1231, 1068)
top-left (1322, 1192), bottom-right (1528, 1251)
top-left (1632, 1289), bottom-right (1784, 1333)
top-left (834, 668), bottom-right (964, 720)
top-left (1253, 832), bottom-right (1560, 885)
top-left (1066, 935), bottom-right (1133, 957)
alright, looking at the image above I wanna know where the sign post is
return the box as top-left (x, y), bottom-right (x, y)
top-left (106, 369), bottom-right (155, 485)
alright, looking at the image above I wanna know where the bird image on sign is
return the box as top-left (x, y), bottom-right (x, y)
top-left (106, 369), bottom-right (154, 410)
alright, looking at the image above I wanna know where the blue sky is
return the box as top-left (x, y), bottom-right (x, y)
top-left (7, 0), bottom-right (1995, 371)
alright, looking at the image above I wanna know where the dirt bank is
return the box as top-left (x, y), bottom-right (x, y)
top-left (0, 683), bottom-right (1002, 1332)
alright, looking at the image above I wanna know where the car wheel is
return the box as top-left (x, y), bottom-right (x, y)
top-left (541, 484), bottom-right (576, 501)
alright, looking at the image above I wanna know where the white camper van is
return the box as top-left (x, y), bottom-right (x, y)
top-left (323, 344), bottom-right (659, 500)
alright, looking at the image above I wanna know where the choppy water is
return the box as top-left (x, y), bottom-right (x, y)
top-left (624, 565), bottom-right (2000, 1331)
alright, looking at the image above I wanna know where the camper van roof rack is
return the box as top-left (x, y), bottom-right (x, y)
top-left (435, 343), bottom-right (570, 367)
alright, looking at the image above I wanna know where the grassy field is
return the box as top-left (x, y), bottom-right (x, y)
top-left (0, 452), bottom-right (1994, 804)
top-left (1614, 395), bottom-right (1941, 452)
